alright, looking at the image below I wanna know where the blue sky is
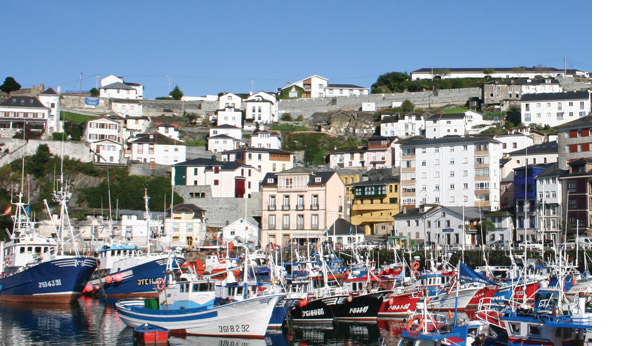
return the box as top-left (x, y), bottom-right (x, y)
top-left (3, 1), bottom-right (592, 99)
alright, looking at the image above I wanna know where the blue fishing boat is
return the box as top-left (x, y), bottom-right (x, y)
top-left (0, 190), bottom-right (97, 303)
top-left (86, 245), bottom-right (185, 299)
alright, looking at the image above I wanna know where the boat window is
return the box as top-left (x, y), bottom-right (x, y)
top-left (563, 328), bottom-right (573, 338)
top-left (27, 247), bottom-right (33, 254)
top-left (180, 283), bottom-right (189, 293)
top-left (510, 323), bottom-right (521, 333)
top-left (35, 247), bottom-right (42, 253)
top-left (44, 247), bottom-right (49, 253)
top-left (194, 283), bottom-right (210, 291)
top-left (529, 325), bottom-right (540, 335)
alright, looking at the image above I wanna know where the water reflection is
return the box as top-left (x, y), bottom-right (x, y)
top-left (0, 297), bottom-right (404, 346)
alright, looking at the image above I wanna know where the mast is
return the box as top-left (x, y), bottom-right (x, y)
top-left (144, 188), bottom-right (151, 255)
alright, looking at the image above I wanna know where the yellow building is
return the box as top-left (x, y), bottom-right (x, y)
top-left (348, 176), bottom-right (401, 236)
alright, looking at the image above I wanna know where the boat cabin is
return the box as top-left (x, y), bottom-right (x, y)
top-left (159, 279), bottom-right (217, 309)
top-left (96, 245), bottom-right (143, 270)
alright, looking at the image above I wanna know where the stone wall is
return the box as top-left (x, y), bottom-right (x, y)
top-left (279, 88), bottom-right (481, 118)
top-left (173, 185), bottom-right (262, 228)
top-left (0, 138), bottom-right (92, 167)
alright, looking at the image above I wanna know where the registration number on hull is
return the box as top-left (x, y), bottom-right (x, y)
top-left (38, 279), bottom-right (62, 288)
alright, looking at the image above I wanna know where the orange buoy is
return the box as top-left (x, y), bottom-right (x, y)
top-left (114, 273), bottom-right (123, 282)
top-left (105, 275), bottom-right (113, 284)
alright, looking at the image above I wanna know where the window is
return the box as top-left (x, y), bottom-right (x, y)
top-left (268, 215), bottom-right (276, 230)
top-left (283, 215), bottom-right (290, 229)
top-left (297, 215), bottom-right (304, 229)
top-left (311, 214), bottom-right (319, 229)
top-left (568, 181), bottom-right (577, 193)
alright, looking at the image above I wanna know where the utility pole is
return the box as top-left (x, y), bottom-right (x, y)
top-left (80, 72), bottom-right (83, 94)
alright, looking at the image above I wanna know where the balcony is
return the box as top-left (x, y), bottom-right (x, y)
top-left (310, 204), bottom-right (319, 210)
top-left (281, 205), bottom-right (290, 211)
top-left (296, 204), bottom-right (305, 211)
top-left (268, 205), bottom-right (276, 211)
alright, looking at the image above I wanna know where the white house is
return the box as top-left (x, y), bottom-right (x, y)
top-left (218, 93), bottom-right (243, 109)
top-left (209, 124), bottom-right (242, 140)
top-left (221, 218), bottom-right (260, 247)
top-left (325, 84), bottom-right (369, 97)
top-left (99, 75), bottom-right (144, 100)
top-left (380, 114), bottom-right (424, 138)
top-left (283, 75), bottom-right (328, 99)
top-left (0, 96), bottom-right (51, 135)
top-left (124, 115), bottom-right (151, 139)
top-left (116, 209), bottom-right (166, 248)
top-left (244, 91), bottom-right (278, 124)
top-left (410, 67), bottom-right (580, 80)
top-left (172, 158), bottom-right (263, 198)
top-left (520, 91), bottom-right (591, 128)
top-left (521, 79), bottom-right (563, 94)
top-left (127, 132), bottom-right (186, 165)
top-left (393, 204), bottom-right (479, 248)
top-left (164, 204), bottom-right (206, 249)
top-left (493, 131), bottom-right (536, 158)
top-left (400, 136), bottom-right (502, 211)
top-left (424, 111), bottom-right (485, 139)
top-left (250, 130), bottom-right (281, 149)
top-left (38, 88), bottom-right (62, 133)
top-left (111, 99), bottom-right (143, 118)
top-left (207, 134), bottom-right (243, 154)
top-left (84, 116), bottom-right (123, 143)
top-left (325, 218), bottom-right (366, 249)
top-left (484, 210), bottom-right (515, 245)
top-left (328, 149), bottom-right (367, 169)
top-left (220, 147), bottom-right (294, 174)
top-left (91, 139), bottom-right (124, 164)
top-left (216, 107), bottom-right (243, 128)
top-left (534, 164), bottom-right (564, 242)
top-left (157, 124), bottom-right (181, 140)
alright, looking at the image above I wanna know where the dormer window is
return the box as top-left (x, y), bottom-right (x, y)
top-left (315, 177), bottom-right (322, 183)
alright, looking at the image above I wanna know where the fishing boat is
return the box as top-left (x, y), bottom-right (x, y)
top-left (116, 272), bottom-right (284, 338)
top-left (0, 168), bottom-right (97, 304)
top-left (85, 190), bottom-right (186, 299)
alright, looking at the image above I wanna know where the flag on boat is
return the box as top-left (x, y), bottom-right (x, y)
top-left (24, 206), bottom-right (30, 215)
top-left (459, 263), bottom-right (497, 286)
top-left (3, 205), bottom-right (11, 216)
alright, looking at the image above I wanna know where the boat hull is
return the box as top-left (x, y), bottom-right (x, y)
top-left (378, 291), bottom-right (421, 318)
top-left (290, 291), bottom-right (388, 323)
top-left (116, 294), bottom-right (283, 338)
top-left (88, 256), bottom-right (185, 299)
top-left (0, 257), bottom-right (97, 304)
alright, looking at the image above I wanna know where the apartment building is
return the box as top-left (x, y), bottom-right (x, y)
top-left (260, 169), bottom-right (345, 247)
top-left (399, 136), bottom-right (502, 211)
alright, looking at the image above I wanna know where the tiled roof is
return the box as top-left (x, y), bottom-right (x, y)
top-left (0, 96), bottom-right (46, 108)
top-left (520, 91), bottom-right (589, 101)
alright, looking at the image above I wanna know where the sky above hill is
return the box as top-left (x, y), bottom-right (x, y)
top-left (3, 1), bottom-right (592, 100)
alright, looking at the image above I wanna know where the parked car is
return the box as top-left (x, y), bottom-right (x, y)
top-left (563, 237), bottom-right (592, 250)
top-left (490, 240), bottom-right (509, 250)
top-left (518, 241), bottom-right (543, 250)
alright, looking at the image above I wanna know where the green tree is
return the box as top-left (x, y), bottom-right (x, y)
top-left (89, 88), bottom-right (99, 97)
top-left (64, 122), bottom-right (83, 141)
top-left (0, 77), bottom-right (21, 94)
top-left (169, 85), bottom-right (184, 100)
top-left (401, 100), bottom-right (414, 113)
top-left (281, 113), bottom-right (293, 121)
top-left (372, 72), bottom-right (409, 93)
top-left (25, 144), bottom-right (51, 178)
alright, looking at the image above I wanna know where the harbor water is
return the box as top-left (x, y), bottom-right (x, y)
top-left (0, 296), bottom-right (408, 346)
